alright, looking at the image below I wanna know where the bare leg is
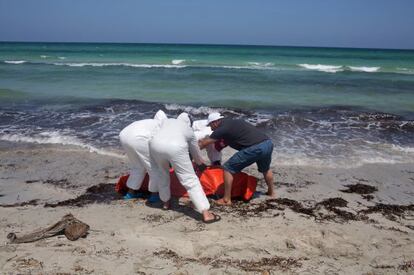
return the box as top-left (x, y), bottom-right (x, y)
top-left (263, 170), bottom-right (275, 197)
top-left (216, 170), bottom-right (233, 205)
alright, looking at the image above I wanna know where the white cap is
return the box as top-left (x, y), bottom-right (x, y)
top-left (177, 112), bottom-right (191, 127)
top-left (207, 112), bottom-right (224, 126)
top-left (154, 110), bottom-right (167, 121)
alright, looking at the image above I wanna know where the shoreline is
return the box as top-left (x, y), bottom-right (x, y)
top-left (0, 142), bottom-right (413, 273)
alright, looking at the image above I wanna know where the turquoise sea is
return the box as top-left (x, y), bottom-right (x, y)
top-left (0, 42), bottom-right (413, 167)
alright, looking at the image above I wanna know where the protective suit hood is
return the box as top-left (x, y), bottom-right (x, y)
top-left (177, 112), bottom-right (191, 127)
top-left (154, 110), bottom-right (168, 121)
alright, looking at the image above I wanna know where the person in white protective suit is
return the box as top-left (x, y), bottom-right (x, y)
top-left (192, 119), bottom-right (222, 165)
top-left (149, 113), bottom-right (221, 223)
top-left (119, 110), bottom-right (167, 201)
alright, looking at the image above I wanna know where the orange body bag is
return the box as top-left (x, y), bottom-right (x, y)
top-left (116, 167), bottom-right (257, 201)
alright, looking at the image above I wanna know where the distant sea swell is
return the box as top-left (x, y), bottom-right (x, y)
top-left (3, 59), bottom-right (414, 74)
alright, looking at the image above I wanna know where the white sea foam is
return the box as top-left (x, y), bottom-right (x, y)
top-left (299, 64), bottom-right (343, 73)
top-left (276, 152), bottom-right (413, 168)
top-left (4, 60), bottom-right (27, 64)
top-left (47, 61), bottom-right (278, 71)
top-left (247, 62), bottom-right (274, 67)
top-left (23, 60), bottom-right (284, 71)
top-left (52, 62), bottom-right (186, 68)
top-left (40, 55), bottom-right (49, 59)
top-left (164, 104), bottom-right (229, 115)
top-left (0, 132), bottom-right (124, 158)
top-left (172, 59), bottom-right (185, 65)
top-left (299, 64), bottom-right (384, 73)
top-left (58, 56), bottom-right (66, 60)
top-left (348, 66), bottom-right (380, 73)
top-left (391, 144), bottom-right (414, 154)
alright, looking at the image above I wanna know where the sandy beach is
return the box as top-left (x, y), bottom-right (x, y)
top-left (0, 141), bottom-right (413, 274)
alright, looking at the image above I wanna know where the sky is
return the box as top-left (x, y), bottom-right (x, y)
top-left (0, 0), bottom-right (413, 49)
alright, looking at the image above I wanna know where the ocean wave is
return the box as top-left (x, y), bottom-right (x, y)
top-left (164, 104), bottom-right (230, 115)
top-left (40, 55), bottom-right (49, 59)
top-left (2, 59), bottom-right (412, 76)
top-left (274, 149), bottom-right (414, 168)
top-left (348, 66), bottom-right (380, 73)
top-left (299, 64), bottom-right (382, 73)
top-left (4, 60), bottom-right (279, 71)
top-left (247, 62), bottom-right (274, 67)
top-left (0, 131), bottom-right (124, 158)
top-left (4, 60), bottom-right (27, 64)
top-left (52, 62), bottom-right (276, 71)
top-left (391, 144), bottom-right (414, 154)
top-left (172, 59), bottom-right (185, 65)
top-left (299, 64), bottom-right (343, 73)
top-left (52, 62), bottom-right (187, 68)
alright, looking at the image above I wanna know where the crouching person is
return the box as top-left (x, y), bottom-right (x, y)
top-left (119, 110), bottom-right (167, 201)
top-left (149, 113), bottom-right (220, 223)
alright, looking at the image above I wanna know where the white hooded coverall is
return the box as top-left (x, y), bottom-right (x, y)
top-left (119, 110), bottom-right (167, 191)
top-left (149, 114), bottom-right (210, 213)
top-left (192, 119), bottom-right (222, 164)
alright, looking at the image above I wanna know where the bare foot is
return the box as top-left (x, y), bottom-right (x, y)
top-left (215, 198), bottom-right (232, 206)
top-left (266, 190), bottom-right (276, 198)
top-left (202, 210), bottom-right (221, 224)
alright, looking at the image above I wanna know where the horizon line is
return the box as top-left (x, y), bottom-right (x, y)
top-left (1, 40), bottom-right (413, 51)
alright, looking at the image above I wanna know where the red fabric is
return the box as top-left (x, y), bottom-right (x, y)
top-left (199, 167), bottom-right (257, 201)
top-left (115, 167), bottom-right (257, 201)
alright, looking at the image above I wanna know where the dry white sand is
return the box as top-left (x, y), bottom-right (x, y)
top-left (0, 142), bottom-right (413, 274)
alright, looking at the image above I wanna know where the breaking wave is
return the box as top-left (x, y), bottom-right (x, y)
top-left (4, 60), bottom-right (27, 64)
top-left (299, 64), bottom-right (344, 73)
top-left (348, 66), bottom-right (380, 72)
top-left (52, 62), bottom-right (187, 68)
top-left (3, 60), bottom-right (411, 75)
top-left (172, 59), bottom-right (185, 65)
top-left (299, 64), bottom-right (381, 73)
top-left (0, 131), bottom-right (124, 158)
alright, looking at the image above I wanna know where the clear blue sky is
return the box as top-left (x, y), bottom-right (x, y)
top-left (1, 0), bottom-right (413, 49)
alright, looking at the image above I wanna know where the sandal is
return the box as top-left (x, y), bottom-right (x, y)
top-left (203, 213), bottom-right (221, 224)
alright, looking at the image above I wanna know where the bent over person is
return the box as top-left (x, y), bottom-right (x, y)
top-left (119, 110), bottom-right (167, 201)
top-left (199, 112), bottom-right (275, 205)
top-left (149, 113), bottom-right (220, 223)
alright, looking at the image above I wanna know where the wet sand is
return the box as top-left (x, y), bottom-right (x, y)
top-left (0, 141), bottom-right (413, 274)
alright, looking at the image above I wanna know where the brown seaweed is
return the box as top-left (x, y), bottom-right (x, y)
top-left (153, 248), bottom-right (304, 271)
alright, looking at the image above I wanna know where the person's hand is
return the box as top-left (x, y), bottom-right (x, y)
top-left (198, 139), bottom-right (206, 149)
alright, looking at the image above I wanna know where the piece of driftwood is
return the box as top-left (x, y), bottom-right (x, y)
top-left (7, 213), bottom-right (89, 244)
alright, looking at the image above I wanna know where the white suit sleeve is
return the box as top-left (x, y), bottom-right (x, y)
top-left (188, 130), bottom-right (205, 165)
